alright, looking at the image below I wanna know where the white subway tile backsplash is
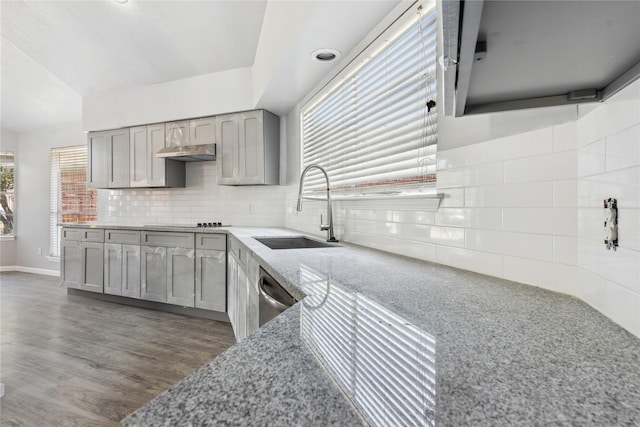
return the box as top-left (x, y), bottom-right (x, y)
top-left (579, 167), bottom-right (640, 209)
top-left (553, 180), bottom-right (578, 208)
top-left (577, 139), bottom-right (605, 177)
top-left (503, 256), bottom-right (576, 295)
top-left (578, 238), bottom-right (640, 294)
top-left (411, 224), bottom-right (465, 247)
top-left (504, 151), bottom-right (576, 183)
top-left (502, 208), bottom-right (576, 236)
top-left (437, 162), bottom-right (503, 188)
top-left (577, 79), bottom-right (640, 147)
top-left (598, 280), bottom-right (640, 337)
top-left (463, 127), bottom-right (554, 166)
top-left (435, 208), bottom-right (502, 230)
top-left (466, 229), bottom-right (553, 261)
top-left (553, 236), bottom-right (577, 266)
top-left (618, 208), bottom-right (640, 251)
top-left (436, 245), bottom-right (503, 278)
top-left (439, 188), bottom-right (465, 208)
top-left (605, 124), bottom-right (640, 172)
top-left (466, 182), bottom-right (553, 208)
top-left (553, 121), bottom-right (577, 152)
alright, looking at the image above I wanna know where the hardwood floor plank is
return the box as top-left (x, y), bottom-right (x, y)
top-left (0, 272), bottom-right (236, 426)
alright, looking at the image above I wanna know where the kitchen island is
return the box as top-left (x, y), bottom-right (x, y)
top-left (107, 226), bottom-right (640, 426)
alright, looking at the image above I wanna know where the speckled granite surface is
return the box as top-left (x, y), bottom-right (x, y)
top-left (123, 306), bottom-right (365, 427)
top-left (68, 225), bottom-right (640, 426)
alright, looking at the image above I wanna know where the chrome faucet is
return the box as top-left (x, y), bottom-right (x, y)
top-left (297, 164), bottom-right (338, 242)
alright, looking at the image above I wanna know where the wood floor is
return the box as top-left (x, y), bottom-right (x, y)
top-left (0, 272), bottom-right (236, 426)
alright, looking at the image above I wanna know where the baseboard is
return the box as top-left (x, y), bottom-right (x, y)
top-left (67, 288), bottom-right (230, 323)
top-left (0, 266), bottom-right (60, 277)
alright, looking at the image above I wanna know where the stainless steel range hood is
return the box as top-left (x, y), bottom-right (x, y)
top-left (156, 144), bottom-right (216, 162)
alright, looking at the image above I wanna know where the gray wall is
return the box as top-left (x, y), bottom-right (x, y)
top-left (0, 128), bottom-right (19, 267)
top-left (15, 123), bottom-right (85, 273)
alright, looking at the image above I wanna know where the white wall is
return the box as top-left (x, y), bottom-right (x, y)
top-left (575, 78), bottom-right (640, 338)
top-left (83, 67), bottom-right (254, 131)
top-left (0, 128), bottom-right (19, 267)
top-left (284, 79), bottom-right (640, 339)
top-left (15, 123), bottom-right (86, 273)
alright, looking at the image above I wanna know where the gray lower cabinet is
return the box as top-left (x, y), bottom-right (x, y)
top-left (227, 236), bottom-right (256, 341)
top-left (104, 243), bottom-right (141, 298)
top-left (141, 245), bottom-right (168, 303)
top-left (62, 227), bottom-right (226, 313)
top-left (61, 227), bottom-right (104, 293)
top-left (61, 240), bottom-right (82, 289)
top-left (80, 242), bottom-right (104, 293)
top-left (195, 249), bottom-right (226, 311)
top-left (167, 247), bottom-right (195, 307)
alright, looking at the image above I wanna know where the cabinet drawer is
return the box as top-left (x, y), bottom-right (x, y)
top-left (105, 229), bottom-right (141, 245)
top-left (62, 228), bottom-right (104, 242)
top-left (142, 231), bottom-right (194, 248)
top-left (195, 233), bottom-right (226, 251)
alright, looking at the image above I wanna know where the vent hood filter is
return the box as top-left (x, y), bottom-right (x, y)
top-left (156, 144), bottom-right (216, 162)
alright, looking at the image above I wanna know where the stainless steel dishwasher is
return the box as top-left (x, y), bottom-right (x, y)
top-left (258, 267), bottom-right (297, 326)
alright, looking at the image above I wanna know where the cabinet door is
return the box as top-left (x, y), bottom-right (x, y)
top-left (108, 129), bottom-right (130, 188)
top-left (61, 239), bottom-right (82, 289)
top-left (147, 124), bottom-right (167, 187)
top-left (165, 121), bottom-right (189, 147)
top-left (80, 242), bottom-right (104, 293)
top-left (190, 117), bottom-right (216, 145)
top-left (227, 253), bottom-right (238, 338)
top-left (122, 244), bottom-right (141, 299)
top-left (238, 110), bottom-right (265, 184)
top-left (216, 114), bottom-right (239, 184)
top-left (245, 254), bottom-right (260, 336)
top-left (195, 249), bottom-right (226, 311)
top-left (141, 246), bottom-right (167, 303)
top-left (87, 131), bottom-right (108, 188)
top-left (130, 126), bottom-right (148, 187)
top-left (104, 243), bottom-right (122, 296)
top-left (236, 264), bottom-right (248, 341)
top-left (167, 247), bottom-right (195, 307)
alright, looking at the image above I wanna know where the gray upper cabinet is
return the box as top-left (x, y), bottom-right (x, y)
top-left (190, 117), bottom-right (216, 145)
top-left (130, 124), bottom-right (185, 188)
top-left (216, 110), bottom-right (280, 186)
top-left (87, 131), bottom-right (109, 188)
top-left (88, 128), bottom-right (130, 188)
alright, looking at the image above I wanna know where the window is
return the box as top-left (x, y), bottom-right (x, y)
top-left (302, 6), bottom-right (437, 194)
top-left (0, 153), bottom-right (15, 238)
top-left (50, 146), bottom-right (97, 257)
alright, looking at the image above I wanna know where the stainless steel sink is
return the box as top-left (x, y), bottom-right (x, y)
top-left (253, 236), bottom-right (339, 250)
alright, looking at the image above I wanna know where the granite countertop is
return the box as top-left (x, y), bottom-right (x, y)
top-left (68, 224), bottom-right (639, 426)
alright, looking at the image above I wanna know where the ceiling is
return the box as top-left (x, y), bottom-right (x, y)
top-left (0, 0), bottom-right (401, 134)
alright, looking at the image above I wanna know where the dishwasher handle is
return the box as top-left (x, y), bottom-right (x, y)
top-left (259, 283), bottom-right (290, 311)
top-left (258, 271), bottom-right (296, 312)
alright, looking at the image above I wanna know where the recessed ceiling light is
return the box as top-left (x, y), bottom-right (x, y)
top-left (311, 48), bottom-right (341, 63)
top-left (114, 0), bottom-right (129, 4)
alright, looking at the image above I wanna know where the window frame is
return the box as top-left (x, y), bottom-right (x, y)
top-left (49, 145), bottom-right (98, 258)
top-left (0, 152), bottom-right (16, 240)
top-left (300, 2), bottom-right (438, 199)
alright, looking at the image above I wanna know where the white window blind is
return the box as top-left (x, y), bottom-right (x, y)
top-left (50, 146), bottom-right (97, 257)
top-left (302, 8), bottom-right (438, 193)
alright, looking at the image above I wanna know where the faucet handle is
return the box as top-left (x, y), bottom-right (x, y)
top-left (320, 214), bottom-right (329, 231)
